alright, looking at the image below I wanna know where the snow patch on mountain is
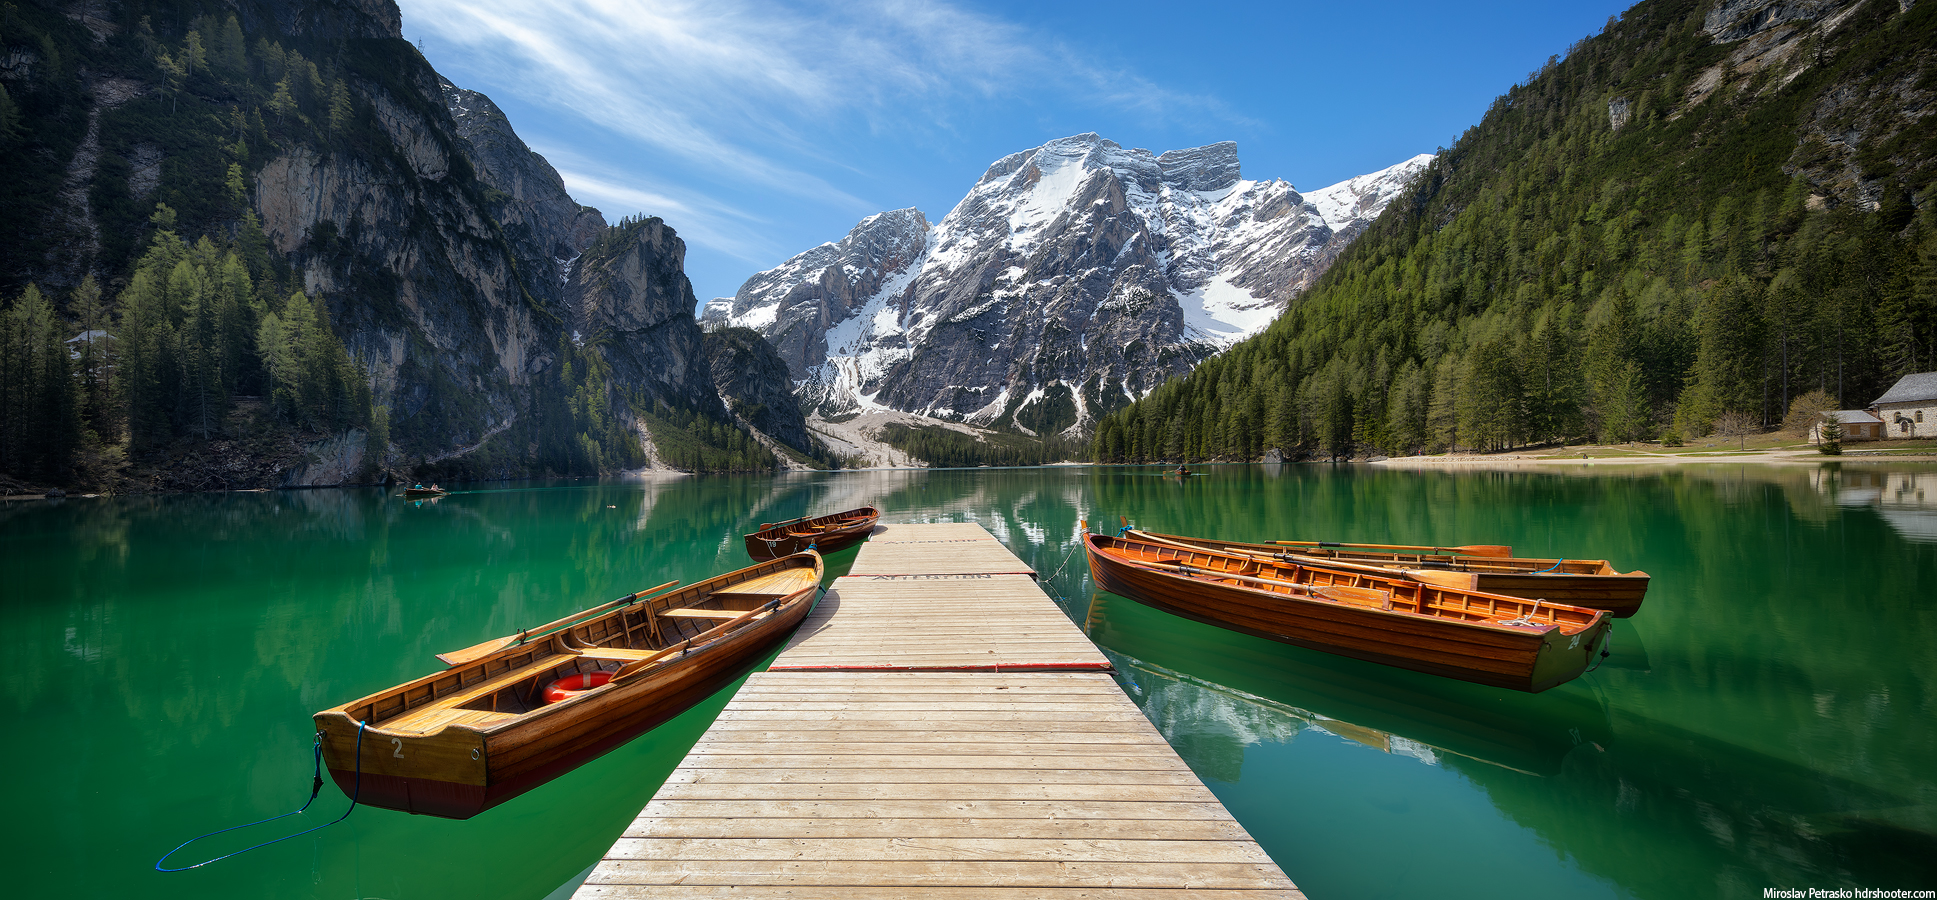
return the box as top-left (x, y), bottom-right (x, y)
top-left (1307, 153), bottom-right (1434, 227)
top-left (1179, 275), bottom-right (1281, 343)
top-left (704, 135), bottom-right (1430, 434)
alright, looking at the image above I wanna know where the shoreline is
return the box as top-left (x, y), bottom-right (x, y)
top-left (1371, 448), bottom-right (1937, 469)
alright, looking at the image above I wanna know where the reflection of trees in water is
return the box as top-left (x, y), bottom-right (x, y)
top-left (11, 466), bottom-right (1935, 895)
top-left (1086, 594), bottom-right (1610, 778)
top-left (1106, 651), bottom-right (1306, 784)
top-left (1437, 708), bottom-right (1937, 895)
top-left (861, 469), bottom-right (1095, 585)
top-left (1080, 464), bottom-right (1937, 894)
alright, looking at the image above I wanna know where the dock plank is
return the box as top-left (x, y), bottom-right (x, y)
top-left (777, 574), bottom-right (1107, 671)
top-left (574, 523), bottom-right (1299, 899)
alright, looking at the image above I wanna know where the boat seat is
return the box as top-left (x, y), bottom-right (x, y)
top-left (710, 569), bottom-right (819, 605)
top-left (661, 607), bottom-right (744, 619)
top-left (387, 707), bottom-right (521, 735)
top-left (381, 656), bottom-right (566, 733)
top-left (578, 646), bottom-right (662, 661)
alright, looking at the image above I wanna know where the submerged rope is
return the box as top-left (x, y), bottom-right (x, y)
top-left (1040, 525), bottom-right (1090, 609)
top-left (156, 721), bottom-right (366, 872)
top-left (1585, 627), bottom-right (1613, 674)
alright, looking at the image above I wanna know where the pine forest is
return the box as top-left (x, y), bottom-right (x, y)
top-left (1092, 0), bottom-right (1937, 463)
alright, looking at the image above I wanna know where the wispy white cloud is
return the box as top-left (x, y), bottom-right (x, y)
top-left (533, 143), bottom-right (782, 263)
top-left (401, 0), bottom-right (1237, 201)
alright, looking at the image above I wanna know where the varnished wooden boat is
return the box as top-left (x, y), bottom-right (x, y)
top-left (312, 552), bottom-right (823, 819)
top-left (743, 506), bottom-right (880, 561)
top-left (1085, 533), bottom-right (1610, 693)
top-left (1128, 529), bottom-right (1650, 617)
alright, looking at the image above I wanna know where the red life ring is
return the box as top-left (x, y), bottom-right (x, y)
top-left (542, 671), bottom-right (613, 704)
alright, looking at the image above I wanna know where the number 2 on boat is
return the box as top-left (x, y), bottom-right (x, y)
top-left (392, 738), bottom-right (403, 758)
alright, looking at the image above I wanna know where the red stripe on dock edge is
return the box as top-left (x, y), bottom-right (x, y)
top-left (767, 662), bottom-right (1116, 672)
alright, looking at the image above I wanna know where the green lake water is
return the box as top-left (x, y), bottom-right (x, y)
top-left (3, 463), bottom-right (1934, 898)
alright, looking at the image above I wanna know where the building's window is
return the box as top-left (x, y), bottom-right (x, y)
top-left (1919, 410), bottom-right (1926, 423)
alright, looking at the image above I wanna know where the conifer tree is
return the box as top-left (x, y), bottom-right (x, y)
top-left (0, 285), bottom-right (79, 479)
top-left (182, 29), bottom-right (206, 78)
top-left (69, 275), bottom-right (111, 433)
top-left (328, 80), bottom-right (353, 137)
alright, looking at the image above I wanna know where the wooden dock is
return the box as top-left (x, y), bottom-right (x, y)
top-left (574, 522), bottom-right (1301, 898)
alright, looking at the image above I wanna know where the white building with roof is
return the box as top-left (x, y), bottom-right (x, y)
top-left (1809, 409), bottom-right (1882, 443)
top-left (1870, 372), bottom-right (1937, 439)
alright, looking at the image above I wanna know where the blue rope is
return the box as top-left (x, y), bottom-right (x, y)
top-left (156, 721), bottom-right (366, 872)
top-left (1532, 558), bottom-right (1566, 573)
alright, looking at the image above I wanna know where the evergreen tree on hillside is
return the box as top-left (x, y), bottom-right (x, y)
top-left (0, 285), bottom-right (80, 480)
top-left (1092, 0), bottom-right (1937, 462)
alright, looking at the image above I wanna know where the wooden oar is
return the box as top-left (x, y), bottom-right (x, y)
top-left (1271, 539), bottom-right (1512, 558)
top-left (758, 512), bottom-right (820, 531)
top-left (612, 594), bottom-right (792, 680)
top-left (436, 580), bottom-right (680, 666)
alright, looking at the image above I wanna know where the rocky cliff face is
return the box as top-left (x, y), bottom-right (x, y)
top-left (565, 217), bottom-right (721, 415)
top-left (246, 41), bottom-right (582, 457)
top-left (441, 79), bottom-right (608, 303)
top-left (1677, 0), bottom-right (1925, 211)
top-left (2, 0), bottom-right (805, 482)
top-left (704, 134), bottom-right (1429, 435)
top-left (231, 0), bottom-right (405, 41)
top-left (702, 328), bottom-right (821, 460)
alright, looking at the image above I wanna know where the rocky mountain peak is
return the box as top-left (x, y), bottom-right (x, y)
top-left (709, 134), bottom-right (1430, 436)
top-left (439, 78), bottom-right (606, 277)
top-left (1157, 142), bottom-right (1242, 192)
top-left (238, 0), bottom-right (404, 41)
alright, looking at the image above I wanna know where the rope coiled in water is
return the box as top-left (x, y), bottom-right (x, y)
top-left (155, 720), bottom-right (366, 872)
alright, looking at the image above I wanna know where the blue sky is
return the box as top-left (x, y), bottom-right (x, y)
top-left (397, 0), bottom-right (1632, 307)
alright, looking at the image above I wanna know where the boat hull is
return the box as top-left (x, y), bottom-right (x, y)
top-left (1137, 530), bottom-right (1650, 617)
top-left (315, 556), bottom-right (820, 818)
top-left (1086, 535), bottom-right (1608, 693)
top-left (744, 506), bottom-right (879, 561)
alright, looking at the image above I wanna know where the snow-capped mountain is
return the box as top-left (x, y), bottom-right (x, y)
top-left (703, 134), bottom-right (1430, 436)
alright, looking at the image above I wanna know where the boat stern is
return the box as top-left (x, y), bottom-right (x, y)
top-left (1526, 615), bottom-right (1613, 692)
top-left (313, 710), bottom-right (490, 818)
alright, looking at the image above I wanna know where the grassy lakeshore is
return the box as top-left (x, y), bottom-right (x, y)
top-left (1374, 437), bottom-right (1937, 468)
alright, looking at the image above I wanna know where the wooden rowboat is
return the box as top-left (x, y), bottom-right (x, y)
top-left (312, 552), bottom-right (823, 819)
top-left (1128, 529), bottom-right (1650, 617)
top-left (401, 485), bottom-right (447, 498)
top-left (1085, 533), bottom-right (1610, 693)
top-left (743, 506), bottom-right (879, 561)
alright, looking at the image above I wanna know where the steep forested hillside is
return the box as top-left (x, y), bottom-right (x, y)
top-left (0, 0), bottom-right (820, 489)
top-left (1092, 0), bottom-right (1937, 462)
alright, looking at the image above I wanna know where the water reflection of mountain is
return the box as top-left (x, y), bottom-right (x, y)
top-left (1086, 588), bottom-right (1937, 895)
top-left (1110, 651), bottom-right (1306, 783)
top-left (1450, 704), bottom-right (1937, 895)
top-left (1084, 591), bottom-right (1611, 777)
top-left (1108, 650), bottom-right (1450, 785)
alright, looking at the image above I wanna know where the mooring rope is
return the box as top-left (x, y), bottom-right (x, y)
top-left (156, 721), bottom-right (366, 872)
top-left (1585, 628), bottom-right (1613, 673)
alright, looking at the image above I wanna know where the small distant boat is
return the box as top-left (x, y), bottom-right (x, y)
top-left (1085, 532), bottom-right (1610, 693)
top-left (743, 506), bottom-right (880, 561)
top-left (402, 483), bottom-right (447, 498)
top-left (312, 552), bottom-right (823, 819)
top-left (1127, 529), bottom-right (1650, 618)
